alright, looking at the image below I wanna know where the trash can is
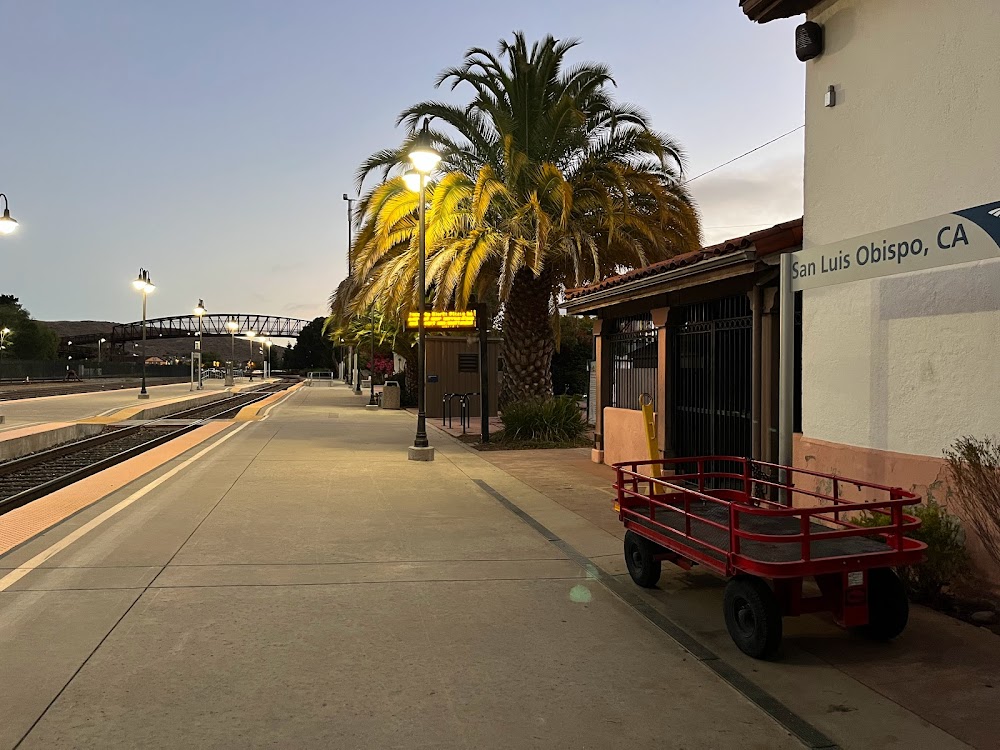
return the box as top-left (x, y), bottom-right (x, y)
top-left (382, 381), bottom-right (401, 409)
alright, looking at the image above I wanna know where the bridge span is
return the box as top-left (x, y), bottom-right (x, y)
top-left (58, 314), bottom-right (313, 357)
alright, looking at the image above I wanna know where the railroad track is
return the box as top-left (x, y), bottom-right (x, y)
top-left (0, 379), bottom-right (298, 515)
top-left (0, 425), bottom-right (193, 515)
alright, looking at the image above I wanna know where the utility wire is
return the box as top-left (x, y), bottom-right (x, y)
top-left (683, 125), bottom-right (804, 185)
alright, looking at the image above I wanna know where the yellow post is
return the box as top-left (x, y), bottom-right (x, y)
top-left (640, 395), bottom-right (662, 485)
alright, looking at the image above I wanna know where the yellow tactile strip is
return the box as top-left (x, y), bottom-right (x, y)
top-left (78, 391), bottom-right (218, 425)
top-left (234, 382), bottom-right (303, 421)
top-left (0, 421), bottom-right (230, 557)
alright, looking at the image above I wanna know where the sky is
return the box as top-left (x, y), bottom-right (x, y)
top-left (1, 0), bottom-right (805, 330)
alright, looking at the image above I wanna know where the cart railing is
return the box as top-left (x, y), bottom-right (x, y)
top-left (613, 456), bottom-right (925, 577)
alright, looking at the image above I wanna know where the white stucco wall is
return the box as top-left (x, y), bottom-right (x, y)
top-left (801, 0), bottom-right (1000, 457)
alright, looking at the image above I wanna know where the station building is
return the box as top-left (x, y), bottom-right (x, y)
top-left (571, 0), bottom-right (1000, 588)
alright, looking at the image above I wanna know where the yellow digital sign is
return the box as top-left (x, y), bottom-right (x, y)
top-left (406, 310), bottom-right (478, 330)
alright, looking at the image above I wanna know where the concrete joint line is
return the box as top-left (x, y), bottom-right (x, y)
top-left (472, 479), bottom-right (840, 750)
top-left (0, 422), bottom-right (252, 592)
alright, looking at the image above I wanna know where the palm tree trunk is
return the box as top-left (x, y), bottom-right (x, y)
top-left (500, 269), bottom-right (554, 404)
top-left (401, 344), bottom-right (418, 405)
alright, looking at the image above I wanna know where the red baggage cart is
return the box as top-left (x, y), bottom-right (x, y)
top-left (613, 456), bottom-right (926, 659)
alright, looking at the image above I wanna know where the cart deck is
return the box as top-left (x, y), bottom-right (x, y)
top-left (614, 457), bottom-right (926, 578)
top-left (629, 497), bottom-right (892, 563)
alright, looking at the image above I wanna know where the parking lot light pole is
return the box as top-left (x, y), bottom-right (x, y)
top-left (404, 118), bottom-right (441, 460)
top-left (193, 300), bottom-right (206, 389)
top-left (98, 337), bottom-right (106, 364)
top-left (226, 319), bottom-right (238, 385)
top-left (131, 269), bottom-right (155, 399)
top-left (0, 327), bottom-right (9, 383)
top-left (245, 330), bottom-right (256, 378)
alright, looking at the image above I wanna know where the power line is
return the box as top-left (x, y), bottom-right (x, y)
top-left (704, 223), bottom-right (775, 230)
top-left (684, 125), bottom-right (804, 185)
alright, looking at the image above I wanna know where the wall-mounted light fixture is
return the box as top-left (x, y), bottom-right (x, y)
top-left (796, 21), bottom-right (824, 61)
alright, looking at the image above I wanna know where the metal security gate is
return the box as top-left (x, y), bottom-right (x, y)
top-left (609, 314), bottom-right (658, 410)
top-left (670, 295), bottom-right (752, 467)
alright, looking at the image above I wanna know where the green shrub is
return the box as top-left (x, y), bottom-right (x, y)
top-left (856, 496), bottom-right (968, 603)
top-left (498, 396), bottom-right (587, 444)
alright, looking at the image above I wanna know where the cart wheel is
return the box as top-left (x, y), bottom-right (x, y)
top-left (624, 531), bottom-right (661, 588)
top-left (723, 576), bottom-right (782, 660)
top-left (856, 568), bottom-right (909, 641)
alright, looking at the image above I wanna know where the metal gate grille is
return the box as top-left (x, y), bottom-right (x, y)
top-left (670, 295), bottom-right (752, 475)
top-left (609, 314), bottom-right (658, 410)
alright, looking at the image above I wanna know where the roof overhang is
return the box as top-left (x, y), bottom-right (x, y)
top-left (740, 0), bottom-right (822, 23)
top-left (564, 251), bottom-right (756, 314)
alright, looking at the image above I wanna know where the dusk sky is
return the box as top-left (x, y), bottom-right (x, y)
top-left (2, 1), bottom-right (804, 330)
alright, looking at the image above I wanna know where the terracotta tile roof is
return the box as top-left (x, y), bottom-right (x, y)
top-left (564, 217), bottom-right (802, 301)
top-left (740, 0), bottom-right (821, 23)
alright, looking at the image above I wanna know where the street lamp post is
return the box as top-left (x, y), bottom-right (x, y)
top-left (193, 300), bottom-right (206, 390)
top-left (264, 339), bottom-right (272, 379)
top-left (98, 337), bottom-right (106, 365)
top-left (405, 118), bottom-right (441, 461)
top-left (131, 269), bottom-right (155, 399)
top-left (344, 193), bottom-right (357, 387)
top-left (0, 194), bottom-right (17, 235)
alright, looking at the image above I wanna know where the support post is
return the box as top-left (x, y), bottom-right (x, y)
top-left (750, 286), bottom-right (762, 460)
top-left (592, 319), bottom-right (611, 463)
top-left (477, 304), bottom-right (489, 444)
top-left (778, 254), bottom-right (795, 503)
top-left (651, 307), bottom-right (669, 459)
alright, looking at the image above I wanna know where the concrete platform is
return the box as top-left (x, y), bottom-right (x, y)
top-left (0, 383), bottom-right (802, 749)
top-left (0, 380), bottom-right (234, 431)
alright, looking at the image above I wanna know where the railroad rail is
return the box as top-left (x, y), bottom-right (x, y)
top-left (0, 380), bottom-right (297, 515)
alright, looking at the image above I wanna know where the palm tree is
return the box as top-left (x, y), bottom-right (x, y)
top-left (351, 32), bottom-right (701, 402)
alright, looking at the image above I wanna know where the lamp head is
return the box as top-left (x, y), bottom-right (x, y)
top-left (0, 195), bottom-right (17, 235)
top-left (226, 320), bottom-right (239, 333)
top-left (246, 330), bottom-right (256, 338)
top-left (407, 119), bottom-right (441, 175)
top-left (132, 268), bottom-right (154, 292)
top-left (194, 299), bottom-right (206, 316)
top-left (402, 170), bottom-right (423, 193)
top-left (0, 210), bottom-right (17, 235)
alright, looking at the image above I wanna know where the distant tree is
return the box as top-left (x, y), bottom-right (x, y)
top-left (551, 315), bottom-right (593, 396)
top-left (0, 295), bottom-right (59, 360)
top-left (284, 317), bottom-right (334, 370)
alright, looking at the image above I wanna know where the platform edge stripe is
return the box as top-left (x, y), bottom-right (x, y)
top-left (472, 478), bottom-right (840, 750)
top-left (0, 422), bottom-right (251, 592)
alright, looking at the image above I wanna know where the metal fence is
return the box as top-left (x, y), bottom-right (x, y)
top-left (609, 314), bottom-right (658, 411)
top-left (0, 359), bottom-right (189, 382)
top-left (669, 295), bottom-right (753, 467)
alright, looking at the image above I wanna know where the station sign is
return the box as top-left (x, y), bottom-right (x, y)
top-left (405, 310), bottom-right (478, 330)
top-left (790, 200), bottom-right (1000, 291)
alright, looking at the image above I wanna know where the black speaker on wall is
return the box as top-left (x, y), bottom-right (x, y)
top-left (795, 21), bottom-right (824, 61)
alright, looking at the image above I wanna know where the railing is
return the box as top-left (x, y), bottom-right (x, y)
top-left (613, 456), bottom-right (925, 577)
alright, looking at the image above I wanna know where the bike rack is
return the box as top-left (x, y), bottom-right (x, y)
top-left (458, 392), bottom-right (480, 435)
top-left (441, 393), bottom-right (464, 428)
